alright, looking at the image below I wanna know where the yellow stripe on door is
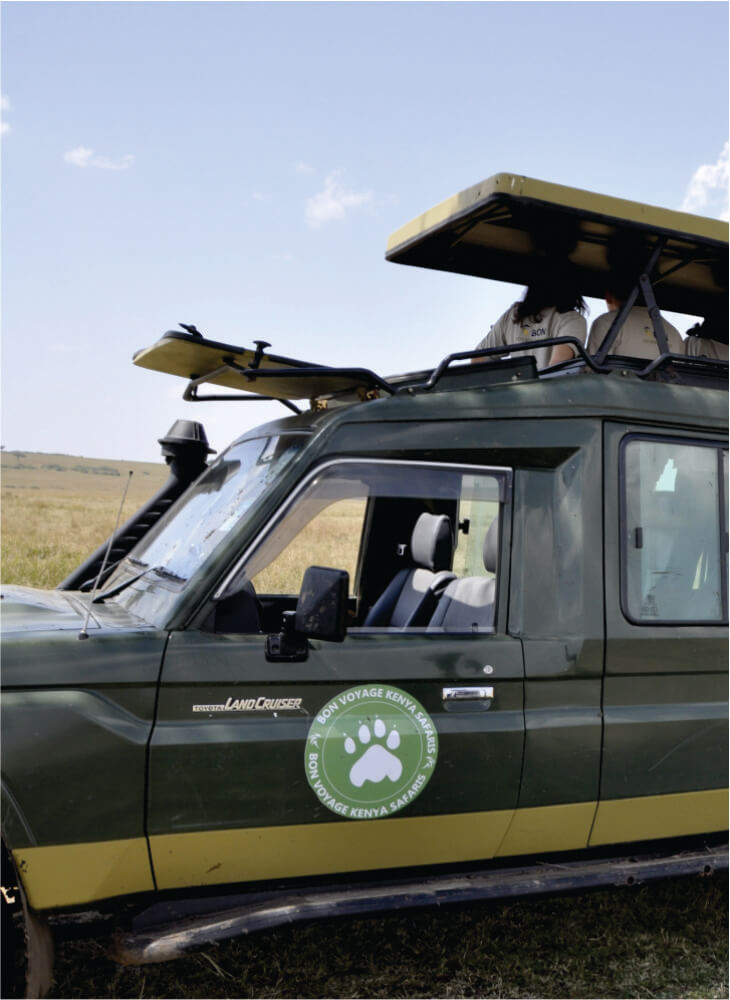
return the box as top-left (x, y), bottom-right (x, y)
top-left (13, 788), bottom-right (727, 911)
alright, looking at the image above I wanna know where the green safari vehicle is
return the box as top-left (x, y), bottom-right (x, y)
top-left (2, 173), bottom-right (728, 997)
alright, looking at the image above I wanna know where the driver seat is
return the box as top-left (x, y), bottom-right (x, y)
top-left (363, 512), bottom-right (456, 628)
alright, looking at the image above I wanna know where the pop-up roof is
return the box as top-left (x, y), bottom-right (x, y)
top-left (386, 173), bottom-right (728, 321)
top-left (132, 174), bottom-right (727, 413)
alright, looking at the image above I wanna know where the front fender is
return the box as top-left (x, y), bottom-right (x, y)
top-left (1, 779), bottom-right (35, 849)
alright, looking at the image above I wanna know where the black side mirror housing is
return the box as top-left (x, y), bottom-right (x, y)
top-left (296, 566), bottom-right (349, 642)
top-left (265, 566), bottom-right (349, 661)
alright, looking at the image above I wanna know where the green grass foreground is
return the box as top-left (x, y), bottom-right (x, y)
top-left (51, 876), bottom-right (727, 999)
top-left (3, 453), bottom-right (728, 998)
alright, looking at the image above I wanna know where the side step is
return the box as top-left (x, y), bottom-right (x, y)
top-left (111, 842), bottom-right (727, 966)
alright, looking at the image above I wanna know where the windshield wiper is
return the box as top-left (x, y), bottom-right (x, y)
top-left (93, 567), bottom-right (155, 604)
top-left (93, 564), bottom-right (187, 604)
top-left (152, 567), bottom-right (186, 583)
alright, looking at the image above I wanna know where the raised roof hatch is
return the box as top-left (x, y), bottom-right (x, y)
top-left (386, 172), bottom-right (728, 323)
top-left (133, 329), bottom-right (393, 411)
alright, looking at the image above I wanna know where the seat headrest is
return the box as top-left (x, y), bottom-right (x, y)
top-left (411, 513), bottom-right (453, 571)
top-left (483, 518), bottom-right (499, 573)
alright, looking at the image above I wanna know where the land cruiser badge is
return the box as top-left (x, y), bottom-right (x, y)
top-left (306, 685), bottom-right (438, 819)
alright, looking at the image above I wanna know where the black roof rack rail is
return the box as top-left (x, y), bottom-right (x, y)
top-left (399, 338), bottom-right (599, 395)
top-left (399, 338), bottom-right (728, 395)
top-left (182, 359), bottom-right (395, 412)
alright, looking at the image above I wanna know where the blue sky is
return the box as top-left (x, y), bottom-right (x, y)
top-left (2, 1), bottom-right (728, 462)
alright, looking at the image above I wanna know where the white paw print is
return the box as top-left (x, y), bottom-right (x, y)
top-left (345, 717), bottom-right (402, 787)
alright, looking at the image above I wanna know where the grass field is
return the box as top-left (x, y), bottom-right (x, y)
top-left (1, 452), bottom-right (727, 999)
top-left (1, 450), bottom-right (168, 588)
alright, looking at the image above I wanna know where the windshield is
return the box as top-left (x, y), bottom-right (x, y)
top-left (116, 434), bottom-right (306, 586)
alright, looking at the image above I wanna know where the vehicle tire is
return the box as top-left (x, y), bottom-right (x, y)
top-left (1, 844), bottom-right (54, 999)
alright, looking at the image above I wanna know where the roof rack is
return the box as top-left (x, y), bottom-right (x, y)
top-left (397, 339), bottom-right (729, 394)
top-left (134, 325), bottom-right (728, 417)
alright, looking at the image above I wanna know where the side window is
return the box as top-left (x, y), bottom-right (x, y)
top-left (622, 437), bottom-right (728, 624)
top-left (235, 460), bottom-right (509, 632)
top-left (252, 498), bottom-right (367, 596)
top-left (452, 483), bottom-right (500, 578)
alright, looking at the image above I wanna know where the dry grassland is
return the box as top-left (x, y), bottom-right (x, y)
top-left (253, 498), bottom-right (366, 594)
top-left (1, 451), bottom-right (168, 588)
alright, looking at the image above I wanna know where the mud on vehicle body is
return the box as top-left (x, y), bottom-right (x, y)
top-left (2, 173), bottom-right (727, 996)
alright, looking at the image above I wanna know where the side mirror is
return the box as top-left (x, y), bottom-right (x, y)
top-left (296, 566), bottom-right (349, 642)
top-left (265, 566), bottom-right (349, 661)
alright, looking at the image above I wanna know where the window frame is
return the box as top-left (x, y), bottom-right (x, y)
top-left (619, 433), bottom-right (729, 627)
top-left (213, 457), bottom-right (513, 633)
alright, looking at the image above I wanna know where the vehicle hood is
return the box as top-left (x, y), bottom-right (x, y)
top-left (0, 585), bottom-right (150, 634)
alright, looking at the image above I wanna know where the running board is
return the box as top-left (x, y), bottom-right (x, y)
top-left (111, 842), bottom-right (727, 965)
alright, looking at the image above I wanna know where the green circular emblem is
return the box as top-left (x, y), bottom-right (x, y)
top-left (305, 685), bottom-right (438, 819)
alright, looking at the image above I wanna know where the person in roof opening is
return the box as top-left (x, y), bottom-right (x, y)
top-left (685, 332), bottom-right (729, 361)
top-left (586, 234), bottom-right (683, 360)
top-left (474, 261), bottom-right (587, 370)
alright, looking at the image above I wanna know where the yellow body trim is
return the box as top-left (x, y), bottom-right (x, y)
top-left (15, 789), bottom-right (728, 911)
top-left (589, 788), bottom-right (728, 846)
top-left (13, 837), bottom-right (154, 911)
top-left (496, 801), bottom-right (598, 857)
top-left (151, 808), bottom-right (514, 890)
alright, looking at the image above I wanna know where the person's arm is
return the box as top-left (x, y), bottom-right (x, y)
top-left (471, 328), bottom-right (496, 363)
top-left (471, 309), bottom-right (508, 363)
top-left (547, 342), bottom-right (576, 365)
top-left (547, 311), bottom-right (587, 366)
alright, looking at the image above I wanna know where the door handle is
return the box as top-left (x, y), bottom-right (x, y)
top-left (442, 686), bottom-right (494, 701)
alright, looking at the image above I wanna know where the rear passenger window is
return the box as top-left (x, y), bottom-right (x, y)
top-left (621, 437), bottom-right (728, 623)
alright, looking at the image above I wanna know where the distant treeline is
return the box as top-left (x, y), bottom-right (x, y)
top-left (1, 451), bottom-right (154, 476)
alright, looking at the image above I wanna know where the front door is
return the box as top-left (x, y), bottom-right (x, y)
top-left (147, 459), bottom-right (525, 892)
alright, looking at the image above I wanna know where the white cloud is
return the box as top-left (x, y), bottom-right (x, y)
top-left (64, 146), bottom-right (135, 170)
top-left (682, 143), bottom-right (729, 221)
top-left (295, 160), bottom-right (315, 175)
top-left (64, 146), bottom-right (95, 167)
top-left (305, 170), bottom-right (374, 228)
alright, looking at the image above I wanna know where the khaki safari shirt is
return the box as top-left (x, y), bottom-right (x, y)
top-left (685, 335), bottom-right (729, 361)
top-left (587, 307), bottom-right (683, 360)
top-left (476, 304), bottom-right (586, 371)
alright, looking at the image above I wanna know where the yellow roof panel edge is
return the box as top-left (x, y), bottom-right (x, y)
top-left (386, 172), bottom-right (729, 256)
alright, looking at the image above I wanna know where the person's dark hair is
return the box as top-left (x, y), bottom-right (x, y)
top-left (686, 302), bottom-right (729, 345)
top-left (605, 231), bottom-right (650, 303)
top-left (512, 260), bottom-right (586, 324)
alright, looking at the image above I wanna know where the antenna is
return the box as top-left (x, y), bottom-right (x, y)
top-left (79, 471), bottom-right (133, 640)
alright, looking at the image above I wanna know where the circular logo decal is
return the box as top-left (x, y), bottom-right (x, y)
top-left (305, 685), bottom-right (438, 819)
